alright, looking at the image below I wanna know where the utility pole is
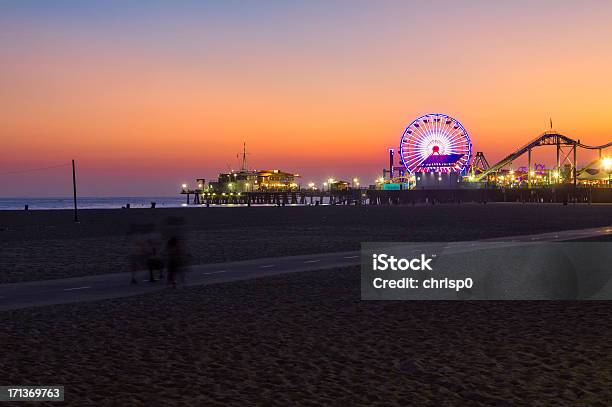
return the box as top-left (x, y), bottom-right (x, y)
top-left (72, 159), bottom-right (79, 223)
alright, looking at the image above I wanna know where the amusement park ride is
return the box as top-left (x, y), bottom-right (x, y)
top-left (384, 113), bottom-right (612, 190)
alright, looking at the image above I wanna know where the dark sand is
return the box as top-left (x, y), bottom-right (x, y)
top-left (1, 203), bottom-right (612, 283)
top-left (2, 267), bottom-right (611, 406)
top-left (2, 204), bottom-right (612, 405)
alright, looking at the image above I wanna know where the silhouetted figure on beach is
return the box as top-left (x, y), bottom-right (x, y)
top-left (166, 236), bottom-right (185, 288)
top-left (127, 231), bottom-right (148, 285)
top-left (126, 223), bottom-right (162, 285)
top-left (145, 237), bottom-right (163, 282)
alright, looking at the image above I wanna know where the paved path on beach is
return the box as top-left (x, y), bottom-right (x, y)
top-left (1, 226), bottom-right (611, 311)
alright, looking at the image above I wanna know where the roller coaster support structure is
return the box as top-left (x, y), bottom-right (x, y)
top-left (476, 132), bottom-right (612, 184)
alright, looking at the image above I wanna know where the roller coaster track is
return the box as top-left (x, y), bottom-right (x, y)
top-left (475, 132), bottom-right (612, 181)
top-left (576, 158), bottom-right (602, 176)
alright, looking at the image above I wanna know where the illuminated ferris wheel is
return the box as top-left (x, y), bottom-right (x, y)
top-left (399, 113), bottom-right (472, 174)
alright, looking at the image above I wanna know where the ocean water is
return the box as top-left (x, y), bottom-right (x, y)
top-left (0, 197), bottom-right (188, 210)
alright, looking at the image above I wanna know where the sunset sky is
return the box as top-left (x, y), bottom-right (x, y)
top-left (1, 0), bottom-right (612, 196)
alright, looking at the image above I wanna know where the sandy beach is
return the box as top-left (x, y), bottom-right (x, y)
top-left (2, 204), bottom-right (612, 405)
top-left (1, 203), bottom-right (612, 283)
top-left (2, 266), bottom-right (611, 405)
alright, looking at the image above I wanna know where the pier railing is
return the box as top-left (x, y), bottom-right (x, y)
top-left (180, 188), bottom-right (366, 206)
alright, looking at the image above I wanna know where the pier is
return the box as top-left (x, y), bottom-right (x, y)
top-left (181, 188), bottom-right (366, 206)
top-left (182, 185), bottom-right (612, 206)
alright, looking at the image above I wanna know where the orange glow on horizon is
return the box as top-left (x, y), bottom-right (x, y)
top-left (1, 2), bottom-right (612, 195)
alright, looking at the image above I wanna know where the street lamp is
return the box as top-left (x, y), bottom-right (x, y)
top-left (323, 182), bottom-right (328, 191)
top-left (308, 182), bottom-right (315, 190)
top-left (352, 178), bottom-right (359, 188)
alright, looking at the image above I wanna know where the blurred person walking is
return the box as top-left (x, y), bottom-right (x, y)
top-left (145, 237), bottom-right (164, 282)
top-left (126, 225), bottom-right (148, 285)
top-left (126, 223), bottom-right (159, 285)
top-left (166, 236), bottom-right (185, 288)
